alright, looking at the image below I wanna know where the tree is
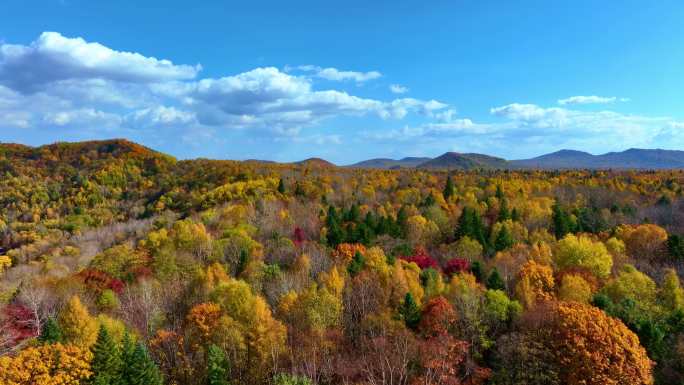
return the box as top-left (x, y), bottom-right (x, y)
top-left (126, 342), bottom-right (163, 385)
top-left (515, 260), bottom-right (555, 309)
top-left (494, 224), bottom-right (513, 251)
top-left (418, 296), bottom-right (457, 337)
top-left (347, 250), bottom-right (366, 277)
top-left (456, 207), bottom-right (487, 247)
top-left (620, 224), bottom-right (668, 261)
top-left (660, 268), bottom-right (684, 311)
top-left (498, 198), bottom-right (511, 222)
top-left (601, 264), bottom-right (658, 316)
top-left (58, 295), bottom-right (98, 347)
top-left (273, 373), bottom-right (312, 385)
top-left (0, 343), bottom-right (93, 384)
top-left (558, 274), bottom-right (593, 303)
top-left (667, 234), bottom-right (684, 260)
top-left (443, 176), bottom-right (455, 200)
top-left (491, 332), bottom-right (560, 385)
top-left (523, 302), bottom-right (654, 385)
top-left (326, 207), bottom-right (345, 247)
top-left (399, 292), bottom-right (421, 329)
top-left (277, 178), bottom-right (286, 194)
top-left (207, 344), bottom-right (230, 385)
top-left (486, 268), bottom-right (506, 291)
top-left (554, 234), bottom-right (612, 278)
top-left (551, 203), bottom-right (575, 239)
top-left (38, 317), bottom-right (62, 344)
top-left (90, 325), bottom-right (123, 385)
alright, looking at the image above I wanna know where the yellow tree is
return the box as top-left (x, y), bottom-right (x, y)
top-left (0, 343), bottom-right (93, 385)
top-left (660, 268), bottom-right (684, 311)
top-left (514, 260), bottom-right (555, 309)
top-left (58, 296), bottom-right (98, 347)
top-left (554, 234), bottom-right (612, 278)
top-left (557, 274), bottom-right (593, 303)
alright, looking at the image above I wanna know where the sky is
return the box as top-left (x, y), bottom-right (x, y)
top-left (1, 0), bottom-right (684, 164)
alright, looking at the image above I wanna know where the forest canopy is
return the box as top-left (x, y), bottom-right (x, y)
top-left (2, 139), bottom-right (684, 385)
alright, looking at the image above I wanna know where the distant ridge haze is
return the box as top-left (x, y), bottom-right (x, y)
top-left (347, 148), bottom-right (684, 170)
top-left (3, 140), bottom-right (684, 170)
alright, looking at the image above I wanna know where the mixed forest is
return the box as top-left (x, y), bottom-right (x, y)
top-left (3, 139), bottom-right (684, 385)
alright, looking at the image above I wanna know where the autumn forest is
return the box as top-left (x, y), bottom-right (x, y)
top-left (2, 139), bottom-right (684, 385)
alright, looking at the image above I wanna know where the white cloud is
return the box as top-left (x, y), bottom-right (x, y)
top-left (183, 68), bottom-right (445, 131)
top-left (557, 95), bottom-right (629, 105)
top-left (389, 84), bottom-right (408, 94)
top-left (294, 65), bottom-right (381, 83)
top-left (126, 106), bottom-right (196, 128)
top-left (0, 33), bottom-right (449, 143)
top-left (42, 108), bottom-right (122, 128)
top-left (364, 101), bottom-right (684, 158)
top-left (0, 32), bottom-right (201, 93)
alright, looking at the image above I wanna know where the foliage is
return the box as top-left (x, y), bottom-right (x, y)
top-left (554, 234), bottom-right (613, 278)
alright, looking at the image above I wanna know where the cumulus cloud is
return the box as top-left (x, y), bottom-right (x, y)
top-left (181, 68), bottom-right (444, 132)
top-left (389, 84), bottom-right (408, 94)
top-left (363, 101), bottom-right (684, 158)
top-left (42, 108), bottom-right (122, 128)
top-left (557, 95), bottom-right (629, 105)
top-left (0, 32), bottom-right (201, 93)
top-left (125, 106), bottom-right (196, 128)
top-left (0, 32), bottom-right (447, 144)
top-left (294, 65), bottom-right (381, 83)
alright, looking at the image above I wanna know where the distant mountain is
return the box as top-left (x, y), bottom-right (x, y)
top-left (0, 138), bottom-right (175, 168)
top-left (417, 152), bottom-right (509, 170)
top-left (511, 148), bottom-right (684, 169)
top-left (294, 157), bottom-right (337, 168)
top-left (510, 149), bottom-right (594, 169)
top-left (347, 157), bottom-right (431, 169)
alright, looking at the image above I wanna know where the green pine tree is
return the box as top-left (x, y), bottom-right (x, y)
top-left (511, 207), bottom-right (520, 221)
top-left (399, 292), bottom-right (421, 329)
top-left (207, 344), bottom-right (230, 385)
top-left (494, 225), bottom-right (514, 251)
top-left (395, 206), bottom-right (408, 238)
top-left (326, 207), bottom-right (345, 247)
top-left (120, 332), bottom-right (136, 385)
top-left (127, 343), bottom-right (163, 385)
top-left (456, 207), bottom-right (487, 247)
top-left (347, 251), bottom-right (366, 276)
top-left (424, 193), bottom-right (437, 207)
top-left (495, 184), bottom-right (504, 199)
top-left (498, 198), bottom-right (511, 221)
top-left (486, 268), bottom-right (506, 291)
top-left (443, 175), bottom-right (455, 200)
top-left (277, 178), bottom-right (286, 194)
top-left (552, 203), bottom-right (574, 239)
top-left (348, 203), bottom-right (360, 223)
top-left (90, 325), bottom-right (123, 385)
top-left (470, 260), bottom-right (485, 282)
top-left (294, 182), bottom-right (305, 196)
top-left (38, 317), bottom-right (62, 344)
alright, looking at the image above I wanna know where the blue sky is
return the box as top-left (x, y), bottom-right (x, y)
top-left (1, 0), bottom-right (684, 163)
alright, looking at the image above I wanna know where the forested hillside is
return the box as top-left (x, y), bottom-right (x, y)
top-left (2, 139), bottom-right (684, 385)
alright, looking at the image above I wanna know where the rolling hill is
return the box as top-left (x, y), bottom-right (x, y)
top-left (511, 148), bottom-right (684, 169)
top-left (417, 152), bottom-right (509, 170)
top-left (347, 157), bottom-right (431, 169)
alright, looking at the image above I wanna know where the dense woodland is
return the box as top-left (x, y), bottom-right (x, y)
top-left (2, 139), bottom-right (684, 385)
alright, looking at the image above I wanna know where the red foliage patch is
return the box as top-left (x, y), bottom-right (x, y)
top-left (2, 303), bottom-right (36, 344)
top-left (293, 227), bottom-right (305, 247)
top-left (401, 247), bottom-right (439, 270)
top-left (444, 258), bottom-right (470, 276)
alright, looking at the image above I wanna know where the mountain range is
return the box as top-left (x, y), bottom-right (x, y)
top-left (346, 148), bottom-right (684, 170)
top-left (3, 139), bottom-right (684, 170)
